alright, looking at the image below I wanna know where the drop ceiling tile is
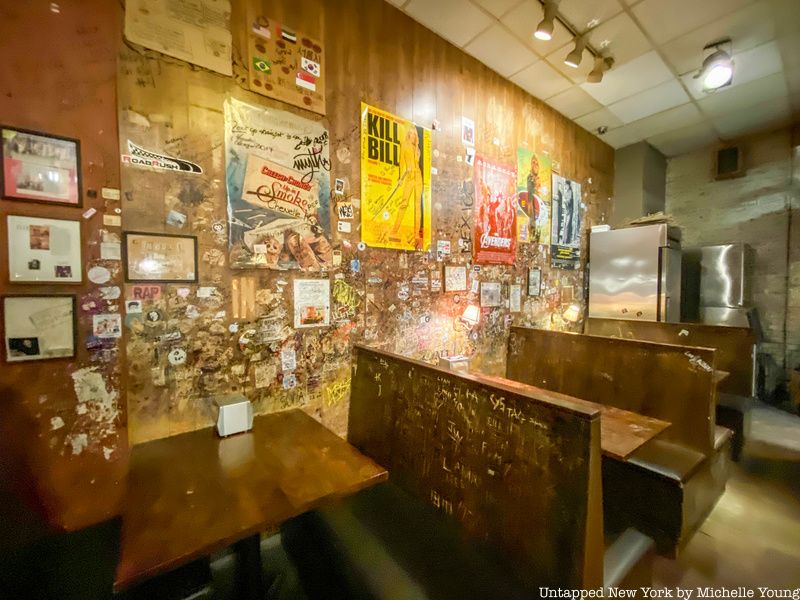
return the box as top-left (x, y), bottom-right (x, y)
top-left (607, 79), bottom-right (691, 124)
top-left (580, 50), bottom-right (674, 105)
top-left (464, 24), bottom-right (538, 77)
top-left (545, 86), bottom-right (603, 119)
top-left (597, 125), bottom-right (644, 149)
top-left (632, 0), bottom-right (754, 45)
top-left (660, 1), bottom-right (777, 76)
top-left (405, 0), bottom-right (493, 47)
top-left (501, 0), bottom-right (573, 57)
top-left (585, 12), bottom-right (652, 68)
top-left (697, 72), bottom-right (788, 117)
top-left (647, 122), bottom-right (720, 157)
top-left (574, 107), bottom-right (625, 133)
top-left (558, 0), bottom-right (623, 32)
top-left (510, 60), bottom-right (573, 99)
top-left (681, 40), bottom-right (784, 99)
top-left (543, 42), bottom-right (595, 84)
top-left (470, 0), bottom-right (523, 18)
top-left (602, 102), bottom-right (706, 149)
top-left (710, 95), bottom-right (792, 139)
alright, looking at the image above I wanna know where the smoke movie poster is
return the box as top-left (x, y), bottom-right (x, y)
top-left (360, 103), bottom-right (431, 251)
top-left (516, 148), bottom-right (552, 245)
top-left (224, 97), bottom-right (332, 270)
top-left (473, 155), bottom-right (517, 265)
top-left (550, 173), bottom-right (582, 270)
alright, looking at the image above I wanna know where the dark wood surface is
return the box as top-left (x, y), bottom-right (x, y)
top-left (349, 345), bottom-right (604, 589)
top-left (507, 327), bottom-right (718, 454)
top-left (115, 409), bottom-right (387, 591)
top-left (586, 318), bottom-right (755, 398)
top-left (480, 375), bottom-right (670, 460)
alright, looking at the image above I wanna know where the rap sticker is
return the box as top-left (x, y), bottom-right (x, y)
top-left (168, 347), bottom-right (187, 366)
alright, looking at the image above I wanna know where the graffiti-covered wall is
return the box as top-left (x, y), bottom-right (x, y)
top-left (118, 0), bottom-right (614, 444)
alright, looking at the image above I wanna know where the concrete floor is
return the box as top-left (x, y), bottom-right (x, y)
top-left (654, 403), bottom-right (800, 588)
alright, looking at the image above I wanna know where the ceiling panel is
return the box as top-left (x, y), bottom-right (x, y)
top-left (501, 0), bottom-right (573, 57)
top-left (585, 12), bottom-right (652, 68)
top-left (405, 0), bottom-right (493, 47)
top-left (660, 1), bottom-right (776, 76)
top-left (647, 122), bottom-right (720, 156)
top-left (580, 50), bottom-right (674, 105)
top-left (607, 79), bottom-right (691, 124)
top-left (574, 107), bottom-right (625, 133)
top-left (464, 24), bottom-right (538, 77)
top-left (682, 40), bottom-right (784, 99)
top-left (557, 0), bottom-right (623, 31)
top-left (632, 0), bottom-right (754, 45)
top-left (545, 87), bottom-right (603, 119)
top-left (510, 60), bottom-right (573, 99)
top-left (470, 0), bottom-right (523, 18)
top-left (697, 72), bottom-right (788, 117)
top-left (710, 95), bottom-right (792, 138)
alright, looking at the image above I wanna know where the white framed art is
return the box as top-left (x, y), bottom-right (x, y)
top-left (7, 214), bottom-right (82, 283)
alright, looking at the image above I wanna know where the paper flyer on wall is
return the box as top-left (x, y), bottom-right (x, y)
top-left (516, 148), bottom-right (551, 246)
top-left (224, 97), bottom-right (332, 270)
top-left (293, 278), bottom-right (330, 328)
top-left (473, 156), bottom-right (517, 265)
top-left (124, 0), bottom-right (232, 76)
top-left (550, 173), bottom-right (582, 270)
top-left (360, 103), bottom-right (431, 251)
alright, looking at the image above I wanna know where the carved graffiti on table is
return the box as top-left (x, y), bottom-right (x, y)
top-left (516, 148), bottom-right (551, 246)
top-left (246, 13), bottom-right (325, 115)
top-left (360, 103), bottom-right (431, 252)
top-left (224, 97), bottom-right (332, 270)
top-left (473, 156), bottom-right (516, 265)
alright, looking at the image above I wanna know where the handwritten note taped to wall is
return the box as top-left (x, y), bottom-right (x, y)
top-left (247, 14), bottom-right (325, 115)
top-left (125, 0), bottom-right (232, 76)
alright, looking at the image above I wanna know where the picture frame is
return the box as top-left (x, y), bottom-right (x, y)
top-left (443, 264), bottom-right (468, 292)
top-left (3, 295), bottom-right (76, 362)
top-left (0, 125), bottom-right (82, 207)
top-left (123, 231), bottom-right (198, 283)
top-left (480, 281), bottom-right (502, 307)
top-left (7, 214), bottom-right (82, 283)
top-left (528, 267), bottom-right (542, 297)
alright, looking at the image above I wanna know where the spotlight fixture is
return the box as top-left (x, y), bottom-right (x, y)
top-left (694, 39), bottom-right (733, 91)
top-left (534, 1), bottom-right (559, 41)
top-left (587, 56), bottom-right (614, 83)
top-left (564, 37), bottom-right (586, 68)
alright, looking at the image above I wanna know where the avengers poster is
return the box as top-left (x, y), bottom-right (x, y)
top-left (360, 103), bottom-right (431, 251)
top-left (224, 97), bottom-right (332, 270)
top-left (516, 148), bottom-right (551, 245)
top-left (550, 173), bottom-right (582, 270)
top-left (473, 156), bottom-right (516, 265)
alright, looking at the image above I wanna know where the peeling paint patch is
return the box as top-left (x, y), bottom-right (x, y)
top-left (68, 433), bottom-right (89, 455)
top-left (50, 416), bottom-right (65, 431)
top-left (70, 366), bottom-right (120, 439)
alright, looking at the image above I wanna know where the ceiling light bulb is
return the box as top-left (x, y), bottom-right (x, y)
top-left (534, 1), bottom-right (558, 41)
top-left (695, 42), bottom-right (734, 91)
top-left (564, 37), bottom-right (586, 68)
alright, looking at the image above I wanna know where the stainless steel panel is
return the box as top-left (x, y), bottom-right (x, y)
top-left (698, 307), bottom-right (751, 327)
top-left (659, 246), bottom-right (682, 322)
top-left (699, 243), bottom-right (749, 308)
top-left (589, 225), bottom-right (664, 321)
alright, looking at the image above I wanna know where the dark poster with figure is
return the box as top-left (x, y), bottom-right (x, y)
top-left (550, 174), bottom-right (582, 270)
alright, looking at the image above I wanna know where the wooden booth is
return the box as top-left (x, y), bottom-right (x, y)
top-left (505, 327), bottom-right (732, 555)
top-left (586, 318), bottom-right (758, 460)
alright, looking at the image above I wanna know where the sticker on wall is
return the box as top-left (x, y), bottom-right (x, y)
top-left (334, 178), bottom-right (345, 195)
top-left (436, 240), bottom-right (451, 261)
top-left (337, 221), bottom-right (352, 233)
top-left (167, 347), bottom-right (187, 366)
top-left (101, 242), bottom-right (122, 261)
top-left (254, 362), bottom-right (274, 389)
top-left (103, 214), bottom-right (121, 227)
top-left (88, 266), bottom-right (111, 284)
top-left (92, 314), bottom-right (122, 338)
top-left (337, 201), bottom-right (354, 220)
top-left (102, 187), bottom-right (121, 200)
top-left (145, 309), bottom-right (162, 323)
top-left (293, 279), bottom-right (331, 328)
top-left (125, 300), bottom-right (143, 314)
top-left (130, 284), bottom-right (161, 300)
top-left (121, 140), bottom-right (203, 174)
top-left (99, 286), bottom-right (121, 300)
top-left (301, 56), bottom-right (321, 77)
top-left (281, 347), bottom-right (297, 371)
top-left (510, 284), bottom-right (522, 313)
top-left (166, 209), bottom-right (187, 228)
top-left (282, 372), bottom-right (297, 390)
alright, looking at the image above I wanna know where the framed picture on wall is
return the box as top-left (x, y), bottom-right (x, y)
top-left (528, 267), bottom-right (542, 297)
top-left (3, 295), bottom-right (76, 362)
top-left (443, 265), bottom-right (468, 292)
top-left (0, 126), bottom-right (82, 207)
top-left (6, 214), bottom-right (82, 283)
top-left (123, 232), bottom-right (198, 282)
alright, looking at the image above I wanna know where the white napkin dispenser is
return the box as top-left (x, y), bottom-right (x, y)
top-left (214, 394), bottom-right (253, 437)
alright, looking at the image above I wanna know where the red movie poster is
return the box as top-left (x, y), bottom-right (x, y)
top-left (473, 156), bottom-right (517, 264)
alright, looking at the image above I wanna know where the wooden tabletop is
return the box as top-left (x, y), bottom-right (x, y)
top-left (115, 409), bottom-right (388, 591)
top-left (480, 374), bottom-right (670, 460)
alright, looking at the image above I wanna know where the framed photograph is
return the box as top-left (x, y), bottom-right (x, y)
top-left (7, 214), bottom-right (82, 283)
top-left (124, 232), bottom-right (198, 282)
top-left (443, 264), bottom-right (468, 292)
top-left (480, 281), bottom-right (502, 307)
top-left (3, 295), bottom-right (76, 362)
top-left (528, 267), bottom-right (542, 297)
top-left (1, 126), bottom-right (81, 206)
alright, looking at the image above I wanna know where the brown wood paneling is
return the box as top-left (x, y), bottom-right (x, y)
top-left (350, 344), bottom-right (604, 589)
top-left (507, 327), bottom-right (718, 454)
top-left (586, 318), bottom-right (756, 398)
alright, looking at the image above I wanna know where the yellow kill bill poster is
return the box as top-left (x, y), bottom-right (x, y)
top-left (360, 103), bottom-right (431, 251)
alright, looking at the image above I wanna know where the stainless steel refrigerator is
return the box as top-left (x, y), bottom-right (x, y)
top-left (589, 224), bottom-right (682, 322)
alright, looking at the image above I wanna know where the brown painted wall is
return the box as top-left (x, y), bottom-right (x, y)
top-left (118, 0), bottom-right (614, 444)
top-left (0, 1), bottom-right (126, 532)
